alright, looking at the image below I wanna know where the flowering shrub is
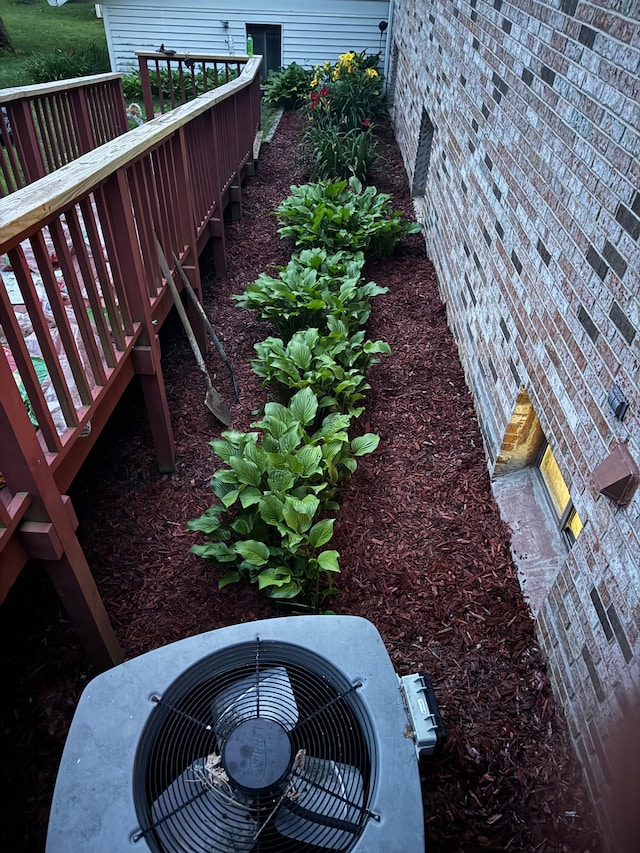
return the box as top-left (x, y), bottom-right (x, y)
top-left (303, 51), bottom-right (385, 180)
top-left (308, 51), bottom-right (385, 132)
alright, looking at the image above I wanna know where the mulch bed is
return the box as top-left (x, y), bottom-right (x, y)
top-left (0, 112), bottom-right (603, 852)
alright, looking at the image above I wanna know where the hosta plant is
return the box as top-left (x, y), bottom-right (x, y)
top-left (276, 176), bottom-right (422, 258)
top-left (233, 252), bottom-right (388, 339)
top-left (248, 387), bottom-right (380, 496)
top-left (263, 62), bottom-right (314, 110)
top-left (286, 247), bottom-right (367, 279)
top-left (188, 388), bottom-right (380, 608)
top-left (252, 322), bottom-right (391, 418)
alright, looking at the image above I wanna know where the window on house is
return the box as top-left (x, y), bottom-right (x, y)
top-left (412, 108), bottom-right (434, 197)
top-left (491, 390), bottom-right (584, 614)
top-left (246, 24), bottom-right (282, 79)
top-left (538, 443), bottom-right (583, 546)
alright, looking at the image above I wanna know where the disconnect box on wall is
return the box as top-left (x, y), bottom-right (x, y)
top-left (592, 444), bottom-right (639, 508)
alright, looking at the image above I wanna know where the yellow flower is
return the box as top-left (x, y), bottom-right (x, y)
top-left (366, 67), bottom-right (379, 78)
top-left (310, 79), bottom-right (318, 87)
top-left (338, 51), bottom-right (356, 67)
top-left (332, 68), bottom-right (341, 81)
top-left (323, 61), bottom-right (332, 71)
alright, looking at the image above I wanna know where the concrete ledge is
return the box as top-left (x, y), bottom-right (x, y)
top-left (263, 107), bottom-right (285, 144)
top-left (492, 467), bottom-right (568, 616)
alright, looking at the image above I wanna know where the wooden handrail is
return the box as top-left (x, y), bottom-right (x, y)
top-left (135, 51), bottom-right (251, 62)
top-left (0, 55), bottom-right (262, 666)
top-left (0, 73), bottom-right (124, 103)
top-left (0, 56), bottom-right (262, 250)
top-left (0, 73), bottom-right (129, 197)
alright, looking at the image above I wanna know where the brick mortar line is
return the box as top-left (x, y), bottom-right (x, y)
top-left (409, 56), bottom-right (637, 274)
top-left (454, 82), bottom-right (636, 285)
top-left (449, 12), bottom-right (639, 154)
top-left (467, 0), bottom-right (640, 33)
top-left (423, 167), bottom-right (634, 469)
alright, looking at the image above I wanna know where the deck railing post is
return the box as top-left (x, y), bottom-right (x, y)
top-left (208, 107), bottom-right (227, 275)
top-left (0, 107), bottom-right (24, 195)
top-left (109, 78), bottom-right (129, 136)
top-left (72, 87), bottom-right (96, 154)
top-left (227, 96), bottom-right (243, 221)
top-left (100, 169), bottom-right (176, 472)
top-left (8, 100), bottom-right (47, 184)
top-left (138, 55), bottom-right (155, 123)
top-left (0, 353), bottom-right (123, 669)
top-left (176, 125), bottom-right (207, 352)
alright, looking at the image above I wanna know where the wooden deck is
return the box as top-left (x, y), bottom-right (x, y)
top-left (0, 57), bottom-right (262, 668)
top-left (0, 72), bottom-right (129, 197)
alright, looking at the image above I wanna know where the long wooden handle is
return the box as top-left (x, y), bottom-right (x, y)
top-left (155, 235), bottom-right (231, 424)
top-left (155, 236), bottom-right (206, 374)
top-left (171, 251), bottom-right (239, 401)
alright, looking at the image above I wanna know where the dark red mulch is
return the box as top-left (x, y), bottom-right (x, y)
top-left (0, 112), bottom-right (603, 852)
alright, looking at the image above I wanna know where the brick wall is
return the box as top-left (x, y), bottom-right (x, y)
top-left (390, 0), bottom-right (639, 838)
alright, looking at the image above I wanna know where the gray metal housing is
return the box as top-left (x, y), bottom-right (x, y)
top-left (46, 615), bottom-right (425, 852)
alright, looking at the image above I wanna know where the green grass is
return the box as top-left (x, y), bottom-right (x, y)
top-left (260, 100), bottom-right (280, 138)
top-left (0, 0), bottom-right (107, 89)
top-left (1, 2), bottom-right (273, 141)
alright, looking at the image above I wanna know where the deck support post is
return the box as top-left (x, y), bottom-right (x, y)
top-left (180, 263), bottom-right (209, 356)
top-left (135, 338), bottom-right (176, 473)
top-left (209, 216), bottom-right (227, 276)
top-left (44, 545), bottom-right (124, 670)
top-left (229, 183), bottom-right (242, 221)
top-left (0, 360), bottom-right (123, 669)
top-left (175, 127), bottom-right (207, 354)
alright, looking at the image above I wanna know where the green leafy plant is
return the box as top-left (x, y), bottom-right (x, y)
top-left (188, 388), bottom-right (380, 608)
top-left (287, 248), bottom-right (367, 278)
top-left (252, 323), bottom-right (391, 418)
top-left (233, 250), bottom-right (388, 339)
top-left (263, 62), bottom-right (314, 110)
top-left (122, 72), bottom-right (143, 103)
top-left (249, 388), bottom-right (380, 501)
top-left (276, 177), bottom-right (422, 258)
top-left (304, 123), bottom-right (377, 182)
top-left (307, 51), bottom-right (385, 130)
top-left (26, 43), bottom-right (110, 83)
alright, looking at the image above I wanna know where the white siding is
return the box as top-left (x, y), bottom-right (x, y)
top-left (100, 0), bottom-right (390, 73)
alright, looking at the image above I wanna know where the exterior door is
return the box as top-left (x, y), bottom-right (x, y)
top-left (246, 24), bottom-right (282, 79)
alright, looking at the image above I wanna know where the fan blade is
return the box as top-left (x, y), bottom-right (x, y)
top-left (275, 757), bottom-right (364, 850)
top-left (151, 757), bottom-right (257, 853)
top-left (211, 666), bottom-right (299, 741)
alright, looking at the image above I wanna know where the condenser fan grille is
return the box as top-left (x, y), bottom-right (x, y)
top-left (132, 638), bottom-right (377, 852)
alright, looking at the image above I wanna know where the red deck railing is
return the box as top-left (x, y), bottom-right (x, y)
top-left (136, 51), bottom-right (250, 121)
top-left (0, 57), bottom-right (262, 668)
top-left (0, 73), bottom-right (128, 198)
